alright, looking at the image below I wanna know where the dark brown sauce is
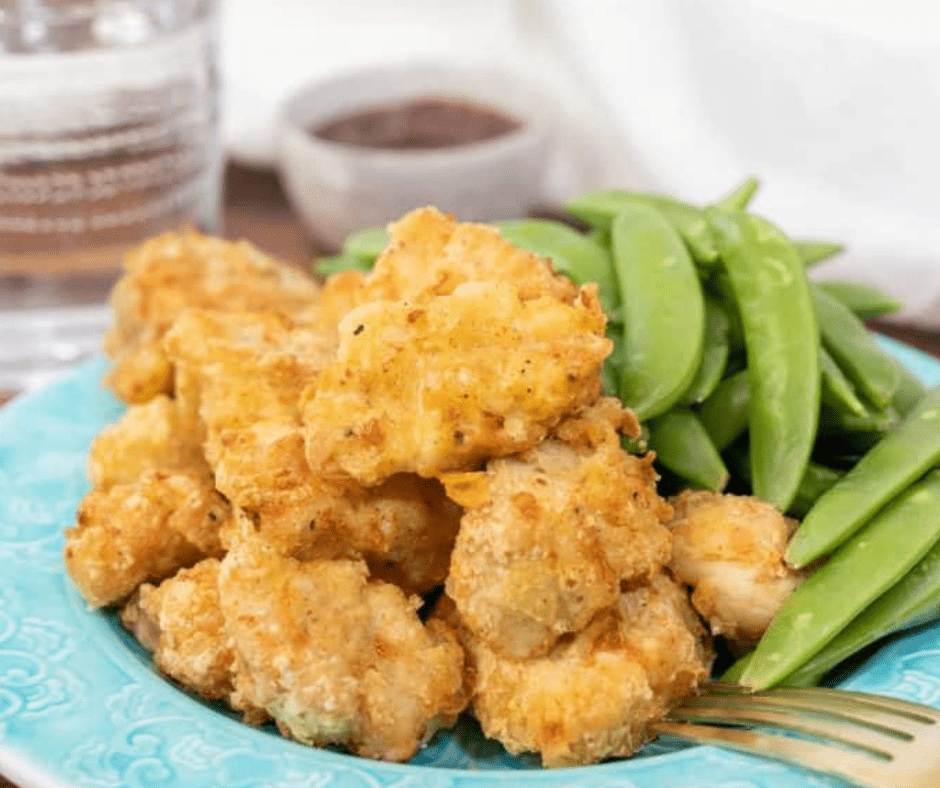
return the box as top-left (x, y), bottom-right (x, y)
top-left (311, 96), bottom-right (523, 150)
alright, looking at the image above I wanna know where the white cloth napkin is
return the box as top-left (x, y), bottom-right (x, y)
top-left (221, 0), bottom-right (940, 327)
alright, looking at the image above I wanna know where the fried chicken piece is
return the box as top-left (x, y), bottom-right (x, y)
top-left (362, 206), bottom-right (577, 304)
top-left (120, 559), bottom-right (241, 706)
top-left (64, 470), bottom-right (230, 608)
top-left (443, 399), bottom-right (672, 659)
top-left (104, 231), bottom-right (321, 404)
top-left (164, 308), bottom-right (458, 591)
top-left (87, 394), bottom-right (208, 489)
top-left (304, 280), bottom-right (612, 486)
top-left (217, 537), bottom-right (467, 762)
top-left (666, 489), bottom-right (809, 653)
top-left (161, 307), bottom-right (334, 472)
top-left (445, 574), bottom-right (711, 767)
top-left (218, 470), bottom-right (461, 595)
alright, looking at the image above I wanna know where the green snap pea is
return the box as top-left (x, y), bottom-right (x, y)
top-left (813, 284), bottom-right (900, 410)
top-left (681, 294), bottom-right (731, 405)
top-left (601, 324), bottom-right (624, 398)
top-left (610, 203), bottom-right (706, 421)
top-left (343, 226), bottom-right (391, 262)
top-left (493, 219), bottom-right (620, 318)
top-left (794, 240), bottom-right (845, 267)
top-left (820, 347), bottom-right (867, 419)
top-left (707, 207), bottom-right (820, 512)
top-left (714, 176), bottom-right (760, 211)
top-left (741, 470), bottom-right (940, 689)
top-left (882, 350), bottom-right (928, 417)
top-left (819, 402), bottom-right (900, 438)
top-left (786, 385), bottom-right (940, 567)
top-left (647, 407), bottom-right (729, 491)
top-left (697, 369), bottom-right (750, 452)
top-left (787, 463), bottom-right (845, 518)
top-left (566, 190), bottom-right (719, 268)
top-left (817, 280), bottom-right (903, 320)
top-left (784, 538), bottom-right (940, 687)
top-left (313, 252), bottom-right (374, 278)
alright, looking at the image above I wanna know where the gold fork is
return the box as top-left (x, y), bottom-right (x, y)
top-left (651, 681), bottom-right (940, 788)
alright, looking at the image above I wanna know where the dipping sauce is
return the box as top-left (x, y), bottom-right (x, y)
top-left (311, 96), bottom-right (523, 150)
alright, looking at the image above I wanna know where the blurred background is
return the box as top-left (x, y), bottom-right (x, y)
top-left (1, 0), bottom-right (939, 397)
top-left (221, 0), bottom-right (940, 322)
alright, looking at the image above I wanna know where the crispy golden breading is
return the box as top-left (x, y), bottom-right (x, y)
top-left (121, 559), bottom-right (238, 704)
top-left (88, 394), bottom-right (208, 489)
top-left (304, 281), bottom-right (611, 486)
top-left (666, 489), bottom-right (808, 652)
top-left (448, 574), bottom-right (711, 767)
top-left (104, 231), bottom-right (322, 403)
top-left (64, 470), bottom-right (229, 607)
top-left (217, 536), bottom-right (467, 762)
top-left (362, 207), bottom-right (577, 304)
top-left (443, 399), bottom-right (672, 659)
top-left (163, 308), bottom-right (459, 591)
top-left (218, 472), bottom-right (461, 595)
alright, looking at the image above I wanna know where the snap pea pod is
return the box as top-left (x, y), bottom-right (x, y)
top-left (819, 402), bottom-right (900, 438)
top-left (344, 226), bottom-right (390, 262)
top-left (601, 325), bottom-right (625, 398)
top-left (647, 407), bottom-right (729, 491)
top-left (681, 294), bottom-right (731, 405)
top-left (784, 538), bottom-right (940, 687)
top-left (566, 190), bottom-right (719, 268)
top-left (723, 445), bottom-right (844, 518)
top-left (313, 252), bottom-right (374, 278)
top-left (697, 368), bottom-right (750, 452)
top-left (610, 203), bottom-right (705, 420)
top-left (794, 240), bottom-right (845, 267)
top-left (707, 208), bottom-right (820, 512)
top-left (881, 348), bottom-right (927, 417)
top-left (786, 385), bottom-right (940, 568)
top-left (817, 280), bottom-right (903, 320)
top-left (714, 176), bottom-right (760, 211)
top-left (493, 218), bottom-right (620, 317)
top-left (740, 470), bottom-right (940, 689)
top-left (787, 463), bottom-right (845, 518)
top-left (820, 347), bottom-right (867, 419)
top-left (813, 284), bottom-right (900, 410)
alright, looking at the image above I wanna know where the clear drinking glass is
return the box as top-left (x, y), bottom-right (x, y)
top-left (0, 0), bottom-right (221, 396)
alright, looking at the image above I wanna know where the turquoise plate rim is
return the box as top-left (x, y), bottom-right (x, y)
top-left (2, 336), bottom-right (940, 788)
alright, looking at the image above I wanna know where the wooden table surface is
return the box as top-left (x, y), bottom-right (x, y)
top-left (2, 161), bottom-right (940, 788)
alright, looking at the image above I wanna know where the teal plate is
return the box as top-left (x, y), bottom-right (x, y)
top-left (2, 337), bottom-right (940, 788)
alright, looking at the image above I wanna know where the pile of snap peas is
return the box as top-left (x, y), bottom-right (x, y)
top-left (316, 178), bottom-right (940, 691)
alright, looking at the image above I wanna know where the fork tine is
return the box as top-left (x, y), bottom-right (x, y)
top-left (756, 686), bottom-right (940, 724)
top-left (652, 720), bottom-right (889, 788)
top-left (667, 701), bottom-right (899, 758)
top-left (701, 683), bottom-right (940, 733)
top-left (680, 691), bottom-right (921, 740)
top-left (707, 681), bottom-right (940, 720)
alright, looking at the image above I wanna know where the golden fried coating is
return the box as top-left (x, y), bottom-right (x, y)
top-left (218, 471), bottom-right (460, 595)
top-left (443, 399), bottom-right (672, 659)
top-left (217, 537), bottom-right (467, 762)
top-left (121, 559), bottom-right (239, 705)
top-left (449, 574), bottom-right (711, 767)
top-left (88, 394), bottom-right (208, 489)
top-left (163, 308), bottom-right (459, 591)
top-left (304, 281), bottom-right (612, 486)
top-left (104, 231), bottom-right (321, 404)
top-left (65, 470), bottom-right (229, 607)
top-left (163, 307), bottom-right (333, 498)
top-left (666, 489), bottom-right (808, 653)
top-left (362, 207), bottom-right (577, 304)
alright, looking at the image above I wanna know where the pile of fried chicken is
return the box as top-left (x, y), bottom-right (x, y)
top-left (63, 207), bottom-right (807, 767)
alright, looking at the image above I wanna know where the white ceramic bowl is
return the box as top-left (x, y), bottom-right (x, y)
top-left (275, 61), bottom-right (554, 250)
